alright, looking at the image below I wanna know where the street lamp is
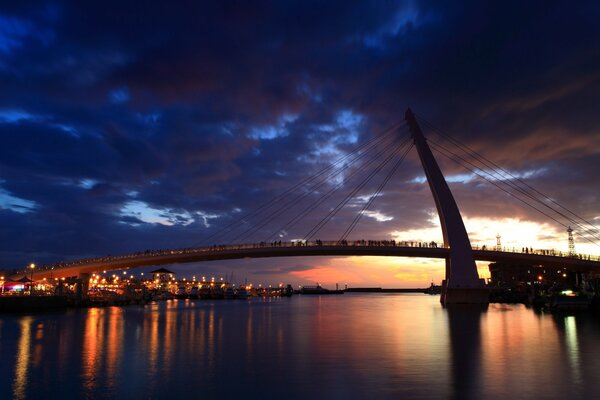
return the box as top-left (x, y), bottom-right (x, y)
top-left (29, 263), bottom-right (35, 295)
top-left (1, 276), bottom-right (4, 295)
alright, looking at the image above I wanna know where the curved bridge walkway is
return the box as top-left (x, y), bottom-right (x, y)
top-left (20, 240), bottom-right (600, 280)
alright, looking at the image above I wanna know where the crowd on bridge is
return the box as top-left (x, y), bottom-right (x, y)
top-left (257, 239), bottom-right (440, 248)
top-left (473, 244), bottom-right (596, 260)
top-left (11, 239), bottom-right (599, 276)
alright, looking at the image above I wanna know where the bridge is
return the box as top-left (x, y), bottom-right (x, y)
top-left (12, 109), bottom-right (600, 304)
top-left (25, 241), bottom-right (600, 281)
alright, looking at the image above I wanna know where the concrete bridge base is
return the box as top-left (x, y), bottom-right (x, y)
top-left (441, 279), bottom-right (489, 304)
top-left (76, 272), bottom-right (90, 301)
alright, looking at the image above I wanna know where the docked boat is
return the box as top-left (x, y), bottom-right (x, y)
top-left (281, 284), bottom-right (294, 297)
top-left (211, 286), bottom-right (224, 299)
top-left (175, 286), bottom-right (187, 299)
top-left (236, 287), bottom-right (249, 299)
top-left (224, 286), bottom-right (236, 299)
top-left (425, 282), bottom-right (442, 295)
top-left (548, 289), bottom-right (591, 311)
top-left (153, 291), bottom-right (175, 301)
top-left (199, 284), bottom-right (211, 299)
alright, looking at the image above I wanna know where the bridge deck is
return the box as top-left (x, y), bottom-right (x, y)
top-left (16, 242), bottom-right (600, 280)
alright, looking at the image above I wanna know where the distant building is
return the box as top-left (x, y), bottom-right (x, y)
top-left (150, 267), bottom-right (175, 283)
top-left (488, 262), bottom-right (576, 288)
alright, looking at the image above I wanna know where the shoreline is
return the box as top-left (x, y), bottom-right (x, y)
top-left (2, 290), bottom-right (598, 314)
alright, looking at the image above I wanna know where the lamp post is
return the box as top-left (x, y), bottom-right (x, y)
top-left (1, 276), bottom-right (4, 295)
top-left (29, 263), bottom-right (35, 295)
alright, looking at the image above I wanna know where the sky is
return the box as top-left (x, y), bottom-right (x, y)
top-left (1, 1), bottom-right (599, 287)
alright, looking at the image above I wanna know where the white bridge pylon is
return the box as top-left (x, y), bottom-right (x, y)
top-left (405, 109), bottom-right (488, 304)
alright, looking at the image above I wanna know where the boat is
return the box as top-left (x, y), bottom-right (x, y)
top-left (153, 291), bottom-right (174, 301)
top-left (236, 287), bottom-right (249, 299)
top-left (425, 282), bottom-right (442, 295)
top-left (548, 289), bottom-right (591, 311)
top-left (281, 284), bottom-right (294, 297)
top-left (175, 286), bottom-right (187, 299)
top-left (211, 286), bottom-right (224, 299)
top-left (224, 286), bottom-right (236, 299)
top-left (199, 284), bottom-right (211, 299)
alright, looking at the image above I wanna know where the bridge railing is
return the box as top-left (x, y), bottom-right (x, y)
top-left (21, 239), bottom-right (446, 274)
top-left (470, 244), bottom-right (598, 261)
top-left (16, 239), bottom-right (600, 276)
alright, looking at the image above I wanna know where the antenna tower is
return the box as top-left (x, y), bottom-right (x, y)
top-left (567, 226), bottom-right (575, 257)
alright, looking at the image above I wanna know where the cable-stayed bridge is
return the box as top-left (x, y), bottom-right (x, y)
top-left (15, 109), bottom-right (600, 304)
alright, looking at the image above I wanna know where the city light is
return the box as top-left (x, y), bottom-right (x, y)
top-left (29, 263), bottom-right (35, 295)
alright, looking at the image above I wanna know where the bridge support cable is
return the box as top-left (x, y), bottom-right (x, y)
top-left (428, 140), bottom-right (600, 249)
top-left (424, 129), bottom-right (600, 244)
top-left (264, 135), bottom-right (413, 243)
top-left (255, 130), bottom-right (411, 243)
top-left (426, 136), bottom-right (597, 235)
top-left (231, 127), bottom-right (408, 244)
top-left (418, 123), bottom-right (600, 247)
top-left (195, 121), bottom-right (406, 246)
top-left (199, 121), bottom-right (403, 246)
top-left (231, 125), bottom-right (411, 244)
top-left (303, 138), bottom-right (413, 242)
top-left (339, 143), bottom-right (414, 243)
top-left (418, 114), bottom-right (600, 234)
top-left (416, 115), bottom-right (600, 244)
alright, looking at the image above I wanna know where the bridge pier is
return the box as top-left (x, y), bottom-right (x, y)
top-left (76, 272), bottom-right (90, 300)
top-left (441, 258), bottom-right (488, 304)
top-left (442, 279), bottom-right (489, 304)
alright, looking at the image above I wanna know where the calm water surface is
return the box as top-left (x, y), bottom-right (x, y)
top-left (1, 294), bottom-right (599, 399)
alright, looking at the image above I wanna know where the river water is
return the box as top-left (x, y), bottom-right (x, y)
top-left (1, 294), bottom-right (599, 399)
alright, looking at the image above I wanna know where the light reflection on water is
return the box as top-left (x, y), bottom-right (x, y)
top-left (12, 316), bottom-right (32, 400)
top-left (564, 316), bottom-right (581, 385)
top-left (0, 295), bottom-right (599, 399)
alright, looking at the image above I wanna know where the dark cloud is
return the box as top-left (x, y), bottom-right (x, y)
top-left (1, 0), bottom-right (599, 279)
